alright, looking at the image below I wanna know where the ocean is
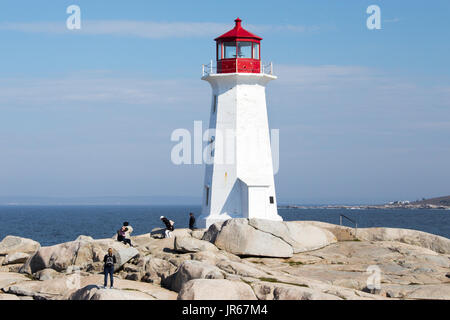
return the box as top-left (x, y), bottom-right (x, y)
top-left (0, 205), bottom-right (448, 246)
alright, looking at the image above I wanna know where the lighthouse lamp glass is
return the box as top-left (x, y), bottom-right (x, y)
top-left (224, 42), bottom-right (237, 59)
top-left (237, 42), bottom-right (252, 58)
top-left (253, 43), bottom-right (260, 60)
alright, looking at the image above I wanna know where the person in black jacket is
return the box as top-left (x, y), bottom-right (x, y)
top-left (103, 248), bottom-right (116, 288)
top-left (160, 216), bottom-right (174, 238)
top-left (189, 213), bottom-right (196, 230)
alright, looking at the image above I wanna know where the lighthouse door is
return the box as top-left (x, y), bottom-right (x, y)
top-left (248, 186), bottom-right (268, 219)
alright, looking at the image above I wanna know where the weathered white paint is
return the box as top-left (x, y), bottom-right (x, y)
top-left (198, 73), bottom-right (282, 228)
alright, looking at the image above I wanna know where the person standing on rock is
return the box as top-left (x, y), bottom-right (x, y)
top-left (189, 213), bottom-right (196, 230)
top-left (160, 216), bottom-right (174, 238)
top-left (103, 248), bottom-right (116, 289)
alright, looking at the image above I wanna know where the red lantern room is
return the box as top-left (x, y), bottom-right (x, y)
top-left (215, 18), bottom-right (262, 74)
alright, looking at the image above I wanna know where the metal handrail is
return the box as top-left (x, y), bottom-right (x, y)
top-left (202, 61), bottom-right (274, 76)
top-left (202, 60), bottom-right (215, 77)
top-left (261, 62), bottom-right (273, 75)
top-left (340, 214), bottom-right (358, 235)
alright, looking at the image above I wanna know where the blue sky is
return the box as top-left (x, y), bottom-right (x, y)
top-left (0, 0), bottom-right (449, 204)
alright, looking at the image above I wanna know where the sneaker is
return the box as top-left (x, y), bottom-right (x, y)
top-left (110, 286), bottom-right (114, 289)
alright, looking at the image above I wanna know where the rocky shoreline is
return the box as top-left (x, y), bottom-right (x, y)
top-left (0, 219), bottom-right (449, 300)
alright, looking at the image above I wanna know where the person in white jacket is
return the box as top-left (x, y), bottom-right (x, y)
top-left (117, 221), bottom-right (133, 246)
top-left (123, 221), bottom-right (133, 239)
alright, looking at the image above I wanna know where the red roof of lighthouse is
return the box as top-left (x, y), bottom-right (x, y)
top-left (215, 18), bottom-right (262, 41)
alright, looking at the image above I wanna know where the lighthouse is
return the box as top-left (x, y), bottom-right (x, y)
top-left (198, 18), bottom-right (282, 228)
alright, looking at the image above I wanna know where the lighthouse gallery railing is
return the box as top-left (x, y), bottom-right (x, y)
top-left (202, 61), bottom-right (274, 77)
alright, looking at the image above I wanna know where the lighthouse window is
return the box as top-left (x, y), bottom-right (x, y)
top-left (237, 42), bottom-right (252, 58)
top-left (217, 43), bottom-right (223, 60)
top-left (224, 42), bottom-right (237, 59)
top-left (253, 43), bottom-right (260, 59)
top-left (269, 196), bottom-right (274, 204)
top-left (205, 186), bottom-right (210, 206)
top-left (213, 95), bottom-right (217, 113)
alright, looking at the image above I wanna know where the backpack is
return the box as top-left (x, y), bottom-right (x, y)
top-left (105, 255), bottom-right (115, 267)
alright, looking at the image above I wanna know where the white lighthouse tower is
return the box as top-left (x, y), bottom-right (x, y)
top-left (198, 18), bottom-right (282, 228)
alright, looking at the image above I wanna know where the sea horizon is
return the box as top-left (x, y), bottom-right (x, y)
top-left (0, 195), bottom-right (417, 207)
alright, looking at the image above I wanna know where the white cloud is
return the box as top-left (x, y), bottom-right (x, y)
top-left (275, 64), bottom-right (375, 86)
top-left (0, 72), bottom-right (204, 108)
top-left (384, 18), bottom-right (401, 23)
top-left (0, 20), bottom-right (318, 39)
top-left (1, 65), bottom-right (448, 115)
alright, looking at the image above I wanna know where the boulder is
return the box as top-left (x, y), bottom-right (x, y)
top-left (115, 247), bottom-right (140, 268)
top-left (0, 293), bottom-right (22, 300)
top-left (246, 272), bottom-right (384, 300)
top-left (242, 237), bottom-right (450, 299)
top-left (20, 237), bottom-right (139, 274)
top-left (4, 264), bottom-right (23, 273)
top-left (178, 279), bottom-right (257, 300)
top-left (0, 272), bottom-right (31, 290)
top-left (69, 285), bottom-right (155, 300)
top-left (4, 252), bottom-right (30, 265)
top-left (381, 284), bottom-right (450, 300)
top-left (298, 221), bottom-right (357, 241)
top-left (213, 219), bottom-right (293, 258)
top-left (202, 222), bottom-right (225, 243)
top-left (3, 276), bottom-right (74, 300)
top-left (172, 229), bottom-right (194, 238)
top-left (174, 237), bottom-right (218, 253)
top-left (69, 278), bottom-right (178, 300)
top-left (161, 254), bottom-right (192, 269)
top-left (0, 236), bottom-right (40, 255)
top-left (35, 268), bottom-right (62, 281)
top-left (167, 260), bottom-right (225, 292)
top-left (251, 282), bottom-right (341, 300)
top-left (249, 219), bottom-right (337, 253)
top-left (190, 250), bottom-right (241, 266)
top-left (75, 235), bottom-right (94, 242)
top-left (356, 228), bottom-right (450, 254)
top-left (215, 260), bottom-right (268, 279)
top-left (191, 229), bottom-right (206, 240)
top-left (207, 219), bottom-right (339, 257)
top-left (120, 253), bottom-right (181, 284)
top-left (142, 257), bottom-right (177, 285)
top-left (3, 273), bottom-right (177, 300)
top-left (130, 233), bottom-right (153, 248)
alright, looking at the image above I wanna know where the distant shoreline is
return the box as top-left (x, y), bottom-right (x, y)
top-left (281, 195), bottom-right (450, 210)
top-left (279, 204), bottom-right (450, 210)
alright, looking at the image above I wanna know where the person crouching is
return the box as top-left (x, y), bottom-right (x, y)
top-left (160, 216), bottom-right (174, 238)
